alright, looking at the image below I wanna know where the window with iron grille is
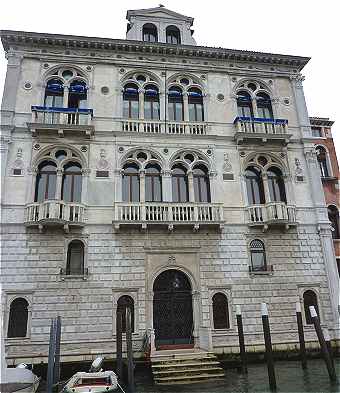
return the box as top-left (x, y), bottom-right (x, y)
top-left (212, 293), bottom-right (230, 329)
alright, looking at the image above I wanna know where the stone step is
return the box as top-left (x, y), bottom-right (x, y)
top-left (152, 360), bottom-right (221, 369)
top-left (152, 354), bottom-right (216, 364)
top-left (153, 366), bottom-right (224, 375)
top-left (154, 372), bottom-right (226, 385)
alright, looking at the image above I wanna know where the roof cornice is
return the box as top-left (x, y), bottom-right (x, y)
top-left (0, 30), bottom-right (310, 70)
top-left (309, 117), bottom-right (334, 127)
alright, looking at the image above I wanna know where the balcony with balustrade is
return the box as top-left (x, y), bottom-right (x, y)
top-left (28, 106), bottom-right (94, 138)
top-left (113, 202), bottom-right (224, 231)
top-left (121, 119), bottom-right (207, 135)
top-left (25, 200), bottom-right (86, 232)
top-left (234, 117), bottom-right (291, 145)
top-left (246, 202), bottom-right (297, 230)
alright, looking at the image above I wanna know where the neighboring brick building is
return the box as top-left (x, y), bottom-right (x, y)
top-left (310, 117), bottom-right (340, 274)
top-left (0, 6), bottom-right (339, 365)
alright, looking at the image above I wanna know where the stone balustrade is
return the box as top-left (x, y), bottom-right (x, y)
top-left (247, 202), bottom-right (297, 228)
top-left (121, 120), bottom-right (207, 135)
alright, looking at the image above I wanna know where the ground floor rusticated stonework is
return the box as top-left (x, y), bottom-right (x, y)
top-left (1, 223), bottom-right (338, 365)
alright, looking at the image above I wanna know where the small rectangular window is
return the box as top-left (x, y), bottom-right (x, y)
top-left (96, 170), bottom-right (109, 178)
top-left (223, 173), bottom-right (234, 181)
top-left (311, 127), bottom-right (322, 137)
top-left (13, 169), bottom-right (22, 175)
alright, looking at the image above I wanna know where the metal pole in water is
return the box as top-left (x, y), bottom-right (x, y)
top-left (309, 306), bottom-right (337, 383)
top-left (236, 305), bottom-right (247, 373)
top-left (126, 308), bottom-right (135, 393)
top-left (53, 316), bottom-right (61, 387)
top-left (295, 302), bottom-right (307, 369)
top-left (261, 303), bottom-right (277, 391)
top-left (116, 311), bottom-right (123, 381)
top-left (47, 318), bottom-right (56, 393)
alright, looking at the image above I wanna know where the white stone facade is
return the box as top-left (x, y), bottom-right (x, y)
top-left (0, 7), bottom-right (339, 365)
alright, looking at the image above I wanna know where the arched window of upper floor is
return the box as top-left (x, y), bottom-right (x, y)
top-left (303, 290), bottom-right (319, 325)
top-left (122, 163), bottom-right (140, 202)
top-left (256, 92), bottom-right (273, 119)
top-left (267, 167), bottom-right (287, 203)
top-left (212, 293), bottom-right (230, 329)
top-left (193, 165), bottom-right (210, 202)
top-left (188, 87), bottom-right (204, 122)
top-left (172, 164), bottom-right (189, 202)
top-left (61, 162), bottom-right (82, 203)
top-left (44, 79), bottom-right (64, 108)
top-left (34, 161), bottom-right (57, 202)
top-left (316, 146), bottom-right (330, 177)
top-left (68, 80), bottom-right (87, 109)
top-left (250, 239), bottom-right (267, 271)
top-left (144, 84), bottom-right (160, 120)
top-left (166, 25), bottom-right (181, 44)
top-left (143, 23), bottom-right (158, 42)
top-left (168, 86), bottom-right (184, 121)
top-left (123, 83), bottom-right (139, 119)
top-left (7, 298), bottom-right (29, 338)
top-left (328, 205), bottom-right (340, 239)
top-left (117, 295), bottom-right (135, 333)
top-left (237, 91), bottom-right (253, 118)
top-left (245, 166), bottom-right (265, 205)
top-left (66, 240), bottom-right (84, 275)
top-left (145, 163), bottom-right (162, 202)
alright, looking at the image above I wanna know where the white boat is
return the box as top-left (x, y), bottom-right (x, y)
top-left (62, 357), bottom-right (119, 393)
top-left (1, 364), bottom-right (40, 393)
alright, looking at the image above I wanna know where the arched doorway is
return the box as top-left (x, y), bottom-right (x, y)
top-left (153, 269), bottom-right (193, 349)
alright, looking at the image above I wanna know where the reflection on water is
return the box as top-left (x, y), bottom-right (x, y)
top-left (135, 358), bottom-right (340, 393)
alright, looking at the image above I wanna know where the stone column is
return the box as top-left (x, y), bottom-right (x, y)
top-left (55, 168), bottom-right (63, 200)
top-left (187, 170), bottom-right (195, 202)
top-left (290, 75), bottom-right (310, 138)
top-left (0, 135), bottom-right (11, 204)
top-left (139, 170), bottom-right (145, 203)
top-left (138, 89), bottom-right (144, 120)
top-left (81, 169), bottom-right (90, 205)
top-left (183, 92), bottom-right (189, 122)
top-left (114, 169), bottom-right (123, 202)
top-left (1, 52), bottom-right (22, 112)
top-left (159, 92), bottom-right (165, 132)
top-left (262, 173), bottom-right (271, 203)
top-left (161, 170), bottom-right (172, 202)
top-left (26, 168), bottom-right (37, 203)
top-left (209, 171), bottom-right (217, 202)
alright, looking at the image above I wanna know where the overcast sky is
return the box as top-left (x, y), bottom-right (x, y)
top-left (0, 0), bottom-right (339, 157)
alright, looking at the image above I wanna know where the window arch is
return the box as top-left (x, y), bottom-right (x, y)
top-left (256, 92), bottom-right (273, 119)
top-left (117, 295), bottom-right (135, 333)
top-left (61, 162), bottom-right (82, 202)
top-left (172, 165), bottom-right (189, 202)
top-left (303, 290), bottom-right (319, 325)
top-left (145, 164), bottom-right (162, 202)
top-left (250, 239), bottom-right (267, 271)
top-left (144, 84), bottom-right (160, 120)
top-left (212, 293), bottom-right (230, 329)
top-left (7, 298), bottom-right (29, 338)
top-left (193, 165), bottom-right (210, 202)
top-left (122, 163), bottom-right (140, 202)
top-left (143, 23), bottom-right (158, 42)
top-left (66, 240), bottom-right (84, 275)
top-left (68, 80), bottom-right (87, 109)
top-left (237, 91), bottom-right (253, 118)
top-left (267, 167), bottom-right (287, 203)
top-left (123, 83), bottom-right (139, 119)
top-left (166, 25), bottom-right (181, 44)
top-left (328, 205), bottom-right (340, 239)
top-left (44, 78), bottom-right (64, 108)
top-left (168, 86), bottom-right (184, 121)
top-left (316, 146), bottom-right (330, 177)
top-left (188, 87), bottom-right (204, 122)
top-left (245, 166), bottom-right (265, 205)
top-left (34, 161), bottom-right (57, 202)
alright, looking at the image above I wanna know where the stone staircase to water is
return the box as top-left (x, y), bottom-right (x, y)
top-left (151, 349), bottom-right (225, 385)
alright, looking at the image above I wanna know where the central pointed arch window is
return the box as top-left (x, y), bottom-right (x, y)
top-left (237, 91), bottom-right (253, 118)
top-left (172, 165), bottom-right (189, 202)
top-left (256, 92), bottom-right (273, 119)
top-left (143, 23), bottom-right (158, 42)
top-left (245, 166), bottom-right (265, 205)
top-left (44, 79), bottom-right (64, 108)
top-left (122, 163), bottom-right (140, 202)
top-left (117, 295), bottom-right (135, 333)
top-left (66, 240), bottom-right (84, 275)
top-left (188, 88), bottom-right (204, 122)
top-left (123, 83), bottom-right (139, 119)
top-left (61, 162), bottom-right (82, 203)
top-left (250, 239), bottom-right (267, 271)
top-left (144, 84), bottom-right (160, 120)
top-left (166, 25), bottom-right (181, 44)
top-left (193, 165), bottom-right (210, 202)
top-left (267, 167), bottom-right (287, 202)
top-left (145, 164), bottom-right (162, 202)
top-left (34, 161), bottom-right (57, 202)
top-left (168, 86), bottom-right (184, 121)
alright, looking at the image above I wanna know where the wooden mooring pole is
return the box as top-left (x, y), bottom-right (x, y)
top-left (47, 318), bottom-right (56, 393)
top-left (236, 305), bottom-right (247, 373)
top-left (126, 307), bottom-right (135, 393)
top-left (295, 302), bottom-right (307, 369)
top-left (53, 316), bottom-right (61, 386)
top-left (261, 303), bottom-right (277, 391)
top-left (309, 306), bottom-right (337, 383)
top-left (116, 311), bottom-right (123, 381)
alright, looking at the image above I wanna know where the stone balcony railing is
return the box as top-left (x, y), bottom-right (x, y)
top-left (113, 202), bottom-right (224, 230)
top-left (234, 117), bottom-right (291, 144)
top-left (28, 106), bottom-right (94, 138)
top-left (246, 202), bottom-right (297, 230)
top-left (25, 200), bottom-right (86, 232)
top-left (121, 119), bottom-right (207, 135)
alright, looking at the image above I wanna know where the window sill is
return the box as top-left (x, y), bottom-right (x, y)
top-left (249, 270), bottom-right (274, 276)
top-left (212, 328), bottom-right (234, 334)
top-left (60, 274), bottom-right (88, 281)
top-left (6, 336), bottom-right (30, 342)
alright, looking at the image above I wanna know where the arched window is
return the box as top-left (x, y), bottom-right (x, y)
top-left (188, 87), bottom-right (204, 122)
top-left (144, 84), bottom-right (160, 120)
top-left (245, 166), bottom-right (265, 205)
top-left (122, 163), bottom-right (140, 202)
top-left (7, 298), bottom-right (29, 338)
top-left (316, 146), bottom-right (330, 177)
top-left (44, 79), bottom-right (64, 108)
top-left (34, 161), bottom-right (57, 202)
top-left (117, 295), bottom-right (135, 333)
top-left (123, 83), bottom-right (139, 119)
top-left (145, 164), bottom-right (162, 202)
top-left (212, 293), bottom-right (230, 329)
top-left (256, 92), bottom-right (273, 119)
top-left (267, 167), bottom-right (287, 203)
top-left (168, 86), bottom-right (184, 121)
top-left (142, 23), bottom-right (158, 42)
top-left (61, 162), bottom-right (82, 202)
top-left (166, 25), bottom-right (181, 44)
top-left (237, 91), bottom-right (253, 118)
top-left (193, 165), bottom-right (210, 202)
top-left (303, 290), bottom-right (319, 325)
top-left (172, 165), bottom-right (189, 202)
top-left (66, 240), bottom-right (84, 275)
top-left (250, 239), bottom-right (267, 271)
top-left (328, 205), bottom-right (340, 239)
top-left (68, 80), bottom-right (87, 109)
